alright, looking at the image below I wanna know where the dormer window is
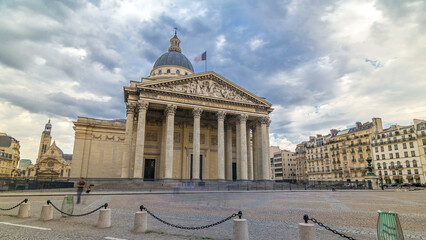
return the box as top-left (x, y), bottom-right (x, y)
top-left (158, 70), bottom-right (162, 74)
top-left (176, 70), bottom-right (180, 74)
top-left (167, 69), bottom-right (171, 73)
top-left (185, 72), bottom-right (188, 75)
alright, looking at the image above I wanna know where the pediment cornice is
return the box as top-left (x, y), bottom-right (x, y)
top-left (134, 71), bottom-right (271, 108)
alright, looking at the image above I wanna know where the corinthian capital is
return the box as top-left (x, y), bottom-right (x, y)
top-left (126, 102), bottom-right (137, 114)
top-left (216, 111), bottom-right (227, 121)
top-left (259, 116), bottom-right (270, 125)
top-left (192, 108), bottom-right (203, 118)
top-left (137, 101), bottom-right (149, 111)
top-left (165, 104), bottom-right (177, 116)
top-left (237, 114), bottom-right (248, 123)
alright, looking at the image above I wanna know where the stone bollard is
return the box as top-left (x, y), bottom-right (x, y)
top-left (18, 202), bottom-right (31, 218)
top-left (97, 208), bottom-right (111, 228)
top-left (299, 214), bottom-right (316, 240)
top-left (133, 211), bottom-right (148, 233)
top-left (298, 223), bottom-right (316, 240)
top-left (40, 204), bottom-right (53, 221)
top-left (233, 211), bottom-right (249, 240)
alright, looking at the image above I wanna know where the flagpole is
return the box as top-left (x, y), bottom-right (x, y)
top-left (205, 51), bottom-right (207, 72)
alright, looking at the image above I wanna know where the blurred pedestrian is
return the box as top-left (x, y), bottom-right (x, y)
top-left (76, 177), bottom-right (85, 204)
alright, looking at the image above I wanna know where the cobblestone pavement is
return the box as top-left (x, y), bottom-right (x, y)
top-left (0, 190), bottom-right (425, 239)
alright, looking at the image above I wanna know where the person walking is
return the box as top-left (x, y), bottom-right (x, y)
top-left (76, 177), bottom-right (85, 204)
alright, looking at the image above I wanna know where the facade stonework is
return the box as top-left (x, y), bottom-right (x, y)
top-left (71, 34), bottom-right (273, 181)
top-left (297, 118), bottom-right (426, 185)
top-left (272, 150), bottom-right (296, 181)
top-left (0, 133), bottom-right (20, 177)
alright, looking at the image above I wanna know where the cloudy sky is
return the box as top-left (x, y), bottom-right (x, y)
top-left (1, 0), bottom-right (425, 161)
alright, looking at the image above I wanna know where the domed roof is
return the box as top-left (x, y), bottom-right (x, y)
top-left (153, 51), bottom-right (194, 72)
top-left (152, 33), bottom-right (194, 72)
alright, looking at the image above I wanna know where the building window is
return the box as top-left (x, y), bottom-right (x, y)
top-left (404, 152), bottom-right (408, 157)
top-left (388, 145), bottom-right (392, 151)
top-left (409, 142), bottom-right (414, 148)
top-left (398, 170), bottom-right (402, 175)
top-left (376, 155), bottom-right (380, 160)
top-left (406, 160), bottom-right (410, 167)
top-left (389, 153), bottom-right (393, 159)
top-left (396, 153), bottom-right (400, 158)
top-left (390, 162), bottom-right (395, 168)
top-left (411, 151), bottom-right (415, 157)
top-left (413, 160), bottom-right (418, 167)
top-left (407, 170), bottom-right (411, 175)
top-left (403, 143), bottom-right (407, 149)
top-left (423, 139), bottom-right (426, 145)
top-left (380, 146), bottom-right (384, 152)
top-left (176, 70), bottom-right (180, 74)
top-left (384, 171), bottom-right (388, 175)
top-left (394, 144), bottom-right (398, 150)
top-left (424, 147), bottom-right (426, 155)
top-left (414, 169), bottom-right (419, 174)
top-left (167, 69), bottom-right (171, 73)
top-left (382, 154), bottom-right (385, 160)
top-left (375, 147), bottom-right (378, 152)
top-left (383, 162), bottom-right (387, 169)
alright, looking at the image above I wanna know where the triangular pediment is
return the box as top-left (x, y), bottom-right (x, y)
top-left (138, 71), bottom-right (271, 106)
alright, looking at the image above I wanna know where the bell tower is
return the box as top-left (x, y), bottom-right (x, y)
top-left (37, 120), bottom-right (52, 163)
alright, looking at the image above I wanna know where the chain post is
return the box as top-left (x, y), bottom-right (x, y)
top-left (238, 211), bottom-right (242, 219)
top-left (303, 214), bottom-right (309, 223)
top-left (140, 205), bottom-right (145, 211)
top-left (104, 203), bottom-right (108, 209)
top-left (47, 200), bottom-right (51, 205)
top-left (0, 198), bottom-right (30, 211)
top-left (24, 198), bottom-right (28, 203)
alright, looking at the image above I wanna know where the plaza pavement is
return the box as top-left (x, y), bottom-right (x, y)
top-left (0, 189), bottom-right (425, 239)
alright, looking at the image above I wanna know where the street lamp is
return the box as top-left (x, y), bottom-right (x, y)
top-left (377, 165), bottom-right (384, 190)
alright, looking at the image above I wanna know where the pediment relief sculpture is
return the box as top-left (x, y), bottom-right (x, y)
top-left (146, 79), bottom-right (255, 104)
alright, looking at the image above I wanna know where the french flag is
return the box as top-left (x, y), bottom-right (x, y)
top-left (194, 51), bottom-right (206, 62)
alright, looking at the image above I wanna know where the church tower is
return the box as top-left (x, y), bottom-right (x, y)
top-left (37, 120), bottom-right (52, 163)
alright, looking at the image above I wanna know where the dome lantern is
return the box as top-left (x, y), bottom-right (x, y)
top-left (168, 29), bottom-right (181, 53)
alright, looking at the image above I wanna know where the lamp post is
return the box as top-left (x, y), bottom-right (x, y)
top-left (378, 165), bottom-right (384, 190)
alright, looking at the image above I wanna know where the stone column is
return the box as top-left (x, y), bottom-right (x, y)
top-left (260, 117), bottom-right (270, 180)
top-left (164, 104), bottom-right (177, 179)
top-left (255, 121), bottom-right (262, 180)
top-left (246, 125), bottom-right (253, 180)
top-left (192, 108), bottom-right (203, 180)
top-left (160, 115), bottom-right (166, 178)
top-left (121, 102), bottom-right (136, 178)
top-left (236, 119), bottom-right (240, 179)
top-left (133, 101), bottom-right (149, 178)
top-left (238, 114), bottom-right (248, 180)
top-left (252, 124), bottom-right (257, 180)
top-left (266, 118), bottom-right (271, 180)
top-left (225, 122), bottom-right (233, 180)
top-left (217, 111), bottom-right (226, 180)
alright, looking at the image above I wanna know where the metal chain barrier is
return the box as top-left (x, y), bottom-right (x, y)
top-left (47, 200), bottom-right (108, 217)
top-left (140, 205), bottom-right (242, 230)
top-left (0, 198), bottom-right (28, 211)
top-left (304, 214), bottom-right (356, 240)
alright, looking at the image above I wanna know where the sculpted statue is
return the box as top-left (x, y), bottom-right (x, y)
top-left (150, 79), bottom-right (253, 103)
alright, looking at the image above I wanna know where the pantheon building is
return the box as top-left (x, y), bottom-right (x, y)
top-left (71, 34), bottom-right (273, 181)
